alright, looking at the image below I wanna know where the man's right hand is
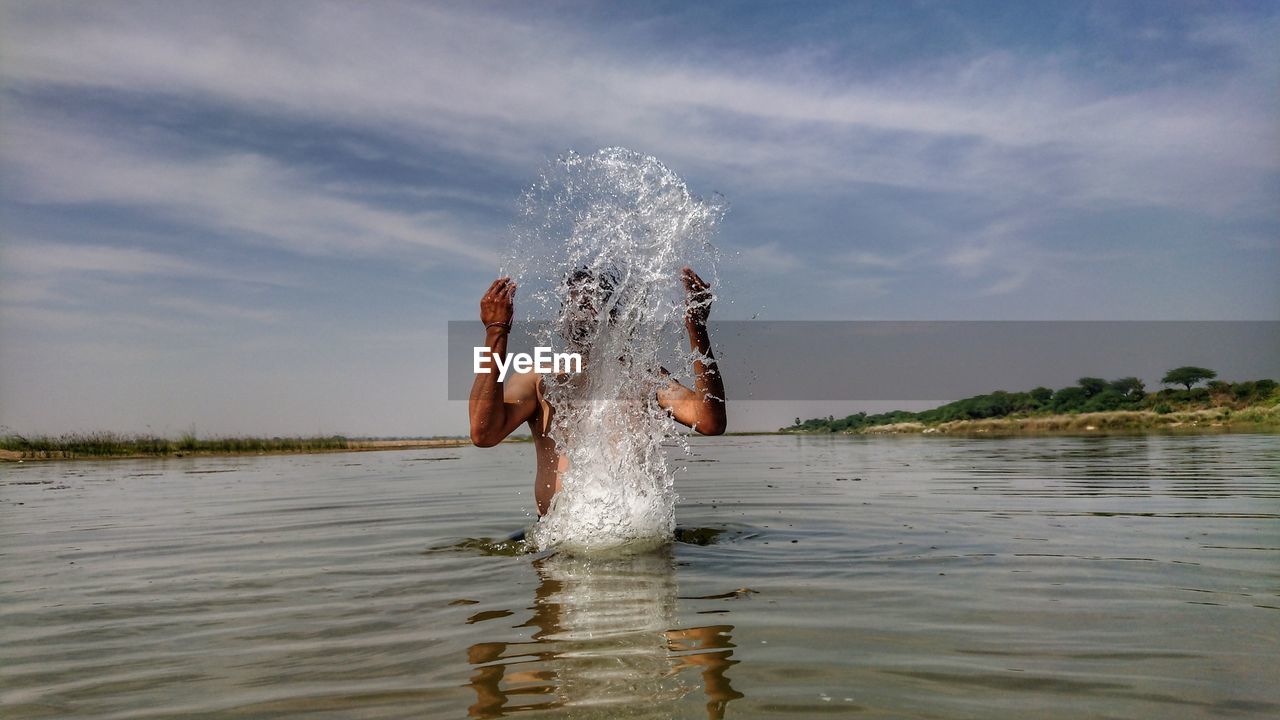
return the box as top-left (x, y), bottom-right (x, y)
top-left (482, 276), bottom-right (516, 326)
top-left (471, 276), bottom-right (539, 448)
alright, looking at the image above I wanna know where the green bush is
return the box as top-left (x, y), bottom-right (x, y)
top-left (780, 370), bottom-right (1278, 431)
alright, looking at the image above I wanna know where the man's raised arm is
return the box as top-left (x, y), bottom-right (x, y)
top-left (658, 267), bottom-right (727, 436)
top-left (469, 277), bottom-right (537, 446)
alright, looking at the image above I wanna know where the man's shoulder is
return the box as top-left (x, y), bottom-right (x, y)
top-left (505, 369), bottom-right (542, 397)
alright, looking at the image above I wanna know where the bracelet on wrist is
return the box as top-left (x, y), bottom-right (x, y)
top-left (485, 321), bottom-right (512, 331)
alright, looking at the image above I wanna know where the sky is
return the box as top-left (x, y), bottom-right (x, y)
top-left (1, 0), bottom-right (1277, 436)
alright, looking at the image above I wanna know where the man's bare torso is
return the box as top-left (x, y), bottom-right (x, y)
top-left (468, 268), bottom-right (726, 518)
top-left (513, 369), bottom-right (658, 516)
top-left (503, 370), bottom-right (563, 516)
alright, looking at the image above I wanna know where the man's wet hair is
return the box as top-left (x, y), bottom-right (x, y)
top-left (564, 266), bottom-right (622, 320)
top-left (565, 266), bottom-right (618, 291)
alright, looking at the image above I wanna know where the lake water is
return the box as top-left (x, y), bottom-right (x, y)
top-left (2, 434), bottom-right (1278, 719)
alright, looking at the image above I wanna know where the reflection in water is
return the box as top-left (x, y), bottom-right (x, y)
top-left (465, 547), bottom-right (742, 718)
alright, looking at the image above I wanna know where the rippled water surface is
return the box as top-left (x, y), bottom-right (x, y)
top-left (3, 434), bottom-right (1279, 719)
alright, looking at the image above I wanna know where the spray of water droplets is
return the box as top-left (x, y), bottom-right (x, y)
top-left (503, 148), bottom-right (726, 554)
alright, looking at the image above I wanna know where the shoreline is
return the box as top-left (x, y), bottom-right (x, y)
top-left (0, 437), bottom-right (480, 463)
top-left (774, 406), bottom-right (1280, 437)
top-left (5, 410), bottom-right (1275, 462)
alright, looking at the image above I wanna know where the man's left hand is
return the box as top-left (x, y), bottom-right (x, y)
top-left (682, 267), bottom-right (713, 327)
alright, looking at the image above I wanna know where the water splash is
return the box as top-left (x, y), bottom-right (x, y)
top-left (503, 148), bottom-right (726, 554)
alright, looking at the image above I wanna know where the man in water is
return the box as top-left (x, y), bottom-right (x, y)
top-left (468, 267), bottom-right (727, 516)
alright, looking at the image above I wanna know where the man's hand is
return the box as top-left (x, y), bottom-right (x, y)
top-left (482, 276), bottom-right (516, 326)
top-left (660, 266), bottom-right (727, 435)
top-left (682, 267), bottom-right (712, 327)
top-left (471, 276), bottom-right (537, 448)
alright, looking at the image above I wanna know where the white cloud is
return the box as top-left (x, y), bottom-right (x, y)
top-left (821, 275), bottom-right (890, 297)
top-left (0, 301), bottom-right (189, 335)
top-left (842, 249), bottom-right (923, 270)
top-left (3, 240), bottom-right (203, 277)
top-left (0, 240), bottom-right (295, 334)
top-left (3, 2), bottom-right (1274, 319)
top-left (1, 117), bottom-right (496, 266)
top-left (151, 296), bottom-right (282, 324)
top-left (737, 242), bottom-right (802, 272)
top-left (1, 237), bottom-right (300, 292)
top-left (939, 214), bottom-right (1043, 296)
top-left (2, 1), bottom-right (1274, 216)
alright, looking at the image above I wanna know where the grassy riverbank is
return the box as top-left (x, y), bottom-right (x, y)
top-left (0, 433), bottom-right (471, 461)
top-left (784, 370), bottom-right (1280, 436)
top-left (855, 405), bottom-right (1280, 436)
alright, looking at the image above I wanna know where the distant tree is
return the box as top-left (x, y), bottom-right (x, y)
top-left (1085, 389), bottom-right (1127, 412)
top-left (1233, 382), bottom-right (1256, 399)
top-left (1256, 379), bottom-right (1278, 396)
top-left (1109, 376), bottom-right (1146, 400)
top-left (1051, 386), bottom-right (1090, 413)
top-left (1161, 366), bottom-right (1217, 391)
top-left (1077, 377), bottom-right (1108, 397)
top-left (1029, 386), bottom-right (1054, 406)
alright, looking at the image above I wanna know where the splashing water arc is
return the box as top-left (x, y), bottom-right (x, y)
top-left (504, 148), bottom-right (726, 554)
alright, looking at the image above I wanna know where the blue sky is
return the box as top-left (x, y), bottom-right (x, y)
top-left (1, 0), bottom-right (1277, 436)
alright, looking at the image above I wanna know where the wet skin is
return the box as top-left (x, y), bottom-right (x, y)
top-left (467, 268), bottom-right (727, 515)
